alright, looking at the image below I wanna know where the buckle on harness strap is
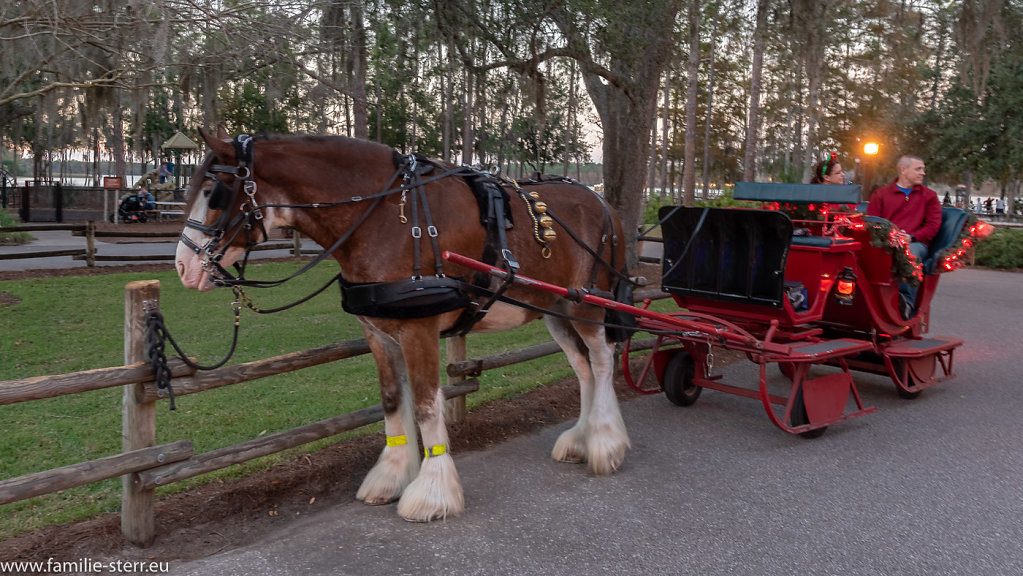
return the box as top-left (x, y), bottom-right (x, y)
top-left (501, 248), bottom-right (520, 271)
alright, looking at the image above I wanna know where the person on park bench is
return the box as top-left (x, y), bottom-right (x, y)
top-left (867, 154), bottom-right (942, 319)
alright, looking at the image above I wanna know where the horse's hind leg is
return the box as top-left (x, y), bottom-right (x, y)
top-left (545, 315), bottom-right (630, 476)
top-left (355, 322), bottom-right (420, 505)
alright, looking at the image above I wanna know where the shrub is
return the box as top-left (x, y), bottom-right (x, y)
top-left (973, 228), bottom-right (1023, 270)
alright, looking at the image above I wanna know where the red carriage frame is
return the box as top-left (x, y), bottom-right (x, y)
top-left (446, 182), bottom-right (974, 437)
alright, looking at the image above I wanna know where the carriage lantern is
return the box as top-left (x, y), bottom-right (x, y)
top-left (835, 266), bottom-right (857, 305)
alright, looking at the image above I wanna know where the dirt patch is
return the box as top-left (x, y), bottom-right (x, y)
top-left (0, 291), bottom-right (21, 308)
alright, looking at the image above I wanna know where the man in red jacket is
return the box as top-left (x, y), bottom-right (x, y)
top-left (867, 154), bottom-right (943, 318)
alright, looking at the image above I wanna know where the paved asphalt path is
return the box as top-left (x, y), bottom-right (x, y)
top-left (164, 267), bottom-right (1022, 576)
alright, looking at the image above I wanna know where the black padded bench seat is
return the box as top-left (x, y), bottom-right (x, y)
top-left (734, 182), bottom-right (862, 205)
top-left (659, 206), bottom-right (792, 309)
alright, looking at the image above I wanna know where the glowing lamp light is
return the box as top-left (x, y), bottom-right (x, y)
top-left (864, 142), bottom-right (879, 156)
top-left (835, 266), bottom-right (857, 306)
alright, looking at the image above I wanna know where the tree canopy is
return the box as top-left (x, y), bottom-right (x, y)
top-left (2, 0), bottom-right (1021, 237)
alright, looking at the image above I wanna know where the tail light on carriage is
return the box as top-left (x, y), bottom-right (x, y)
top-left (835, 266), bottom-right (856, 306)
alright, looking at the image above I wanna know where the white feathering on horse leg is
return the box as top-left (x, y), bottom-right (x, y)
top-left (356, 441), bottom-right (420, 505)
top-left (356, 422), bottom-right (419, 505)
top-left (545, 316), bottom-right (595, 465)
top-left (396, 452), bottom-right (464, 522)
top-left (396, 389), bottom-right (464, 522)
top-left (583, 336), bottom-right (631, 476)
top-left (357, 377), bottom-right (420, 505)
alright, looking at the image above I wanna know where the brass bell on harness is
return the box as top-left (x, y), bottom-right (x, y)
top-left (529, 191), bottom-right (540, 199)
top-left (533, 201), bottom-right (548, 214)
top-left (540, 227), bottom-right (557, 242)
top-left (538, 215), bottom-right (554, 229)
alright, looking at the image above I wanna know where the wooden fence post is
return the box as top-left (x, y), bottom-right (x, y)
top-left (292, 229), bottom-right (301, 256)
top-left (445, 336), bottom-right (467, 424)
top-left (85, 221), bottom-right (96, 267)
top-left (121, 280), bottom-right (159, 547)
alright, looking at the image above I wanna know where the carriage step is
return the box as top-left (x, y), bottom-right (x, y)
top-left (783, 338), bottom-right (874, 361)
top-left (882, 337), bottom-right (963, 358)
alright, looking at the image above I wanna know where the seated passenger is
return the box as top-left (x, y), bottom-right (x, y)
top-left (867, 154), bottom-right (942, 318)
top-left (810, 151), bottom-right (846, 185)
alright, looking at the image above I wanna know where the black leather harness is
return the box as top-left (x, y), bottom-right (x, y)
top-left (189, 136), bottom-right (633, 338)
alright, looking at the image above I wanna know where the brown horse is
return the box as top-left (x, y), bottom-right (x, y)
top-left (175, 128), bottom-right (631, 521)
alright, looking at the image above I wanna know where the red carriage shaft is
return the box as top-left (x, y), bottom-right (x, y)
top-left (442, 251), bottom-right (784, 353)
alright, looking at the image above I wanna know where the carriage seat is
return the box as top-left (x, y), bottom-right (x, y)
top-left (923, 207), bottom-right (969, 274)
top-left (734, 182), bottom-right (863, 250)
top-left (861, 207), bottom-right (968, 275)
top-left (733, 182), bottom-right (862, 205)
top-left (659, 206), bottom-right (792, 309)
top-left (790, 235), bottom-right (857, 248)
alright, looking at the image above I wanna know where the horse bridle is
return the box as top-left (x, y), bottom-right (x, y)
top-left (179, 135), bottom-right (271, 285)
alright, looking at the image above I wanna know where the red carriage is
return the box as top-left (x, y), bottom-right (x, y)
top-left (448, 182), bottom-right (974, 437)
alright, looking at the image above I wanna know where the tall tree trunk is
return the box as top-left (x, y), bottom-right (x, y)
top-left (744, 0), bottom-right (770, 182)
top-left (794, 0), bottom-right (829, 182)
top-left (443, 39), bottom-right (454, 161)
top-left (461, 65), bottom-right (474, 165)
top-left (350, 0), bottom-right (369, 140)
top-left (701, 8), bottom-right (718, 199)
top-left (109, 97), bottom-right (127, 182)
top-left (683, 0), bottom-right (701, 206)
top-left (661, 70), bottom-right (670, 196)
top-left (648, 122), bottom-right (657, 196)
top-left (563, 60), bottom-right (577, 176)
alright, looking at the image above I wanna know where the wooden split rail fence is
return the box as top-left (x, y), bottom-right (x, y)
top-left (0, 278), bottom-right (666, 547)
top-left (0, 222), bottom-right (315, 266)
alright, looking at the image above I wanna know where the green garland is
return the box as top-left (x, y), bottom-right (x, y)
top-left (862, 218), bottom-right (924, 286)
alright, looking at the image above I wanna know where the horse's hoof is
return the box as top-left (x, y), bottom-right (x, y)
top-left (396, 454), bottom-right (464, 522)
top-left (552, 427), bottom-right (587, 464)
top-left (585, 427), bottom-right (630, 477)
top-left (358, 494), bottom-right (399, 506)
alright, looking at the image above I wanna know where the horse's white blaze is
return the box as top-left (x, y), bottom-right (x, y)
top-left (174, 198), bottom-right (241, 291)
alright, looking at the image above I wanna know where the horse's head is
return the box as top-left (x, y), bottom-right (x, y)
top-left (176, 127), bottom-right (269, 291)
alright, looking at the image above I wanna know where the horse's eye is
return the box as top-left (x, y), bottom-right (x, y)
top-left (207, 181), bottom-right (230, 210)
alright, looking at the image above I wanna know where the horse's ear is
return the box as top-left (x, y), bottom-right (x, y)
top-left (198, 127), bottom-right (236, 162)
top-left (215, 124), bottom-right (229, 139)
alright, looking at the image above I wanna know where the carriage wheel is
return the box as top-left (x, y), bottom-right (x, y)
top-left (663, 351), bottom-right (702, 407)
top-left (622, 335), bottom-right (671, 395)
top-left (778, 362), bottom-right (796, 380)
top-left (789, 383), bottom-right (828, 439)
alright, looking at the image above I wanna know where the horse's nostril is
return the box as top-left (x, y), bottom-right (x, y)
top-left (176, 261), bottom-right (185, 277)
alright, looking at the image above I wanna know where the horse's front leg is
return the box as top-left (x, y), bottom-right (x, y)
top-left (355, 320), bottom-right (420, 505)
top-left (393, 321), bottom-right (464, 522)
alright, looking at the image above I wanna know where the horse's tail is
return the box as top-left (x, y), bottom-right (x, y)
top-left (604, 265), bottom-right (638, 343)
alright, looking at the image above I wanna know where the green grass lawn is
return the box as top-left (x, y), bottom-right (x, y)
top-left (0, 260), bottom-right (581, 538)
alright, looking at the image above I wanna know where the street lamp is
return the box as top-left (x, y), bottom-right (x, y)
top-left (862, 141), bottom-right (879, 201)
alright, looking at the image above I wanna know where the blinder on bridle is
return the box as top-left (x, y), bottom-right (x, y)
top-left (180, 135), bottom-right (269, 285)
top-left (207, 179), bottom-right (231, 211)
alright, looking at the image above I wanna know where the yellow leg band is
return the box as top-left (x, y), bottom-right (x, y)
top-left (424, 445), bottom-right (447, 458)
top-left (386, 435), bottom-right (408, 447)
